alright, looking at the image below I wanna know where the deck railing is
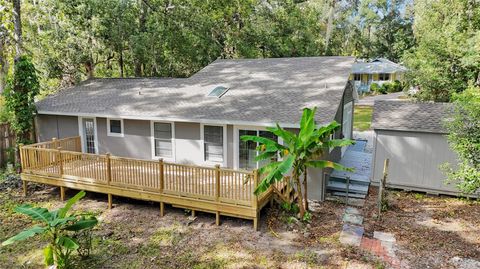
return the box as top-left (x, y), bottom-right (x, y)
top-left (19, 137), bottom-right (272, 229)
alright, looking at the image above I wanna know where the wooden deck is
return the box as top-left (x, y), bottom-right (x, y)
top-left (20, 137), bottom-right (278, 229)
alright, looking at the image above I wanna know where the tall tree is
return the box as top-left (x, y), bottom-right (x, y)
top-left (3, 56), bottom-right (40, 144)
top-left (12, 0), bottom-right (22, 56)
top-left (403, 0), bottom-right (480, 101)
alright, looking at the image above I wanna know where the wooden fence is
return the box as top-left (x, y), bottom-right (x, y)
top-left (20, 136), bottom-right (276, 229)
top-left (0, 123), bottom-right (16, 167)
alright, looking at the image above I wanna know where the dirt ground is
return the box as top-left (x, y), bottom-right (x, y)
top-left (363, 188), bottom-right (480, 269)
top-left (1, 183), bottom-right (479, 268)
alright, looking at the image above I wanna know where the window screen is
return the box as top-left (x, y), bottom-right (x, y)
top-left (109, 120), bottom-right (122, 134)
top-left (204, 125), bottom-right (224, 162)
top-left (154, 122), bottom-right (172, 157)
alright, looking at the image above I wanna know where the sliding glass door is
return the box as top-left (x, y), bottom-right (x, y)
top-left (238, 129), bottom-right (278, 170)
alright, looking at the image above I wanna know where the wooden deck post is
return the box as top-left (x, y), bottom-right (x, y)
top-left (106, 153), bottom-right (113, 209)
top-left (108, 194), bottom-right (113, 209)
top-left (159, 159), bottom-right (164, 193)
top-left (18, 144), bottom-right (24, 173)
top-left (57, 147), bottom-right (63, 175)
top-left (160, 202), bottom-right (165, 217)
top-left (159, 158), bottom-right (165, 217)
top-left (22, 181), bottom-right (27, 197)
top-left (60, 186), bottom-right (66, 201)
top-left (52, 137), bottom-right (57, 149)
top-left (215, 164), bottom-right (221, 226)
top-left (191, 210), bottom-right (196, 218)
top-left (253, 169), bottom-right (259, 230)
top-left (106, 153), bottom-right (111, 185)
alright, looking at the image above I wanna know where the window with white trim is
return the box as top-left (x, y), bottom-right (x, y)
top-left (153, 122), bottom-right (173, 158)
top-left (203, 125), bottom-right (224, 163)
top-left (107, 118), bottom-right (124, 137)
top-left (354, 74), bottom-right (361, 81)
top-left (379, 73), bottom-right (390, 81)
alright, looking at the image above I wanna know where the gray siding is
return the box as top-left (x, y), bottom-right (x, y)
top-left (97, 118), bottom-right (151, 160)
top-left (35, 115), bottom-right (79, 142)
top-left (372, 130), bottom-right (459, 194)
top-left (174, 122), bottom-right (203, 165)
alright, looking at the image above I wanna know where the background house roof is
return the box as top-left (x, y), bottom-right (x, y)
top-left (36, 56), bottom-right (355, 127)
top-left (352, 58), bottom-right (407, 74)
top-left (372, 100), bottom-right (453, 134)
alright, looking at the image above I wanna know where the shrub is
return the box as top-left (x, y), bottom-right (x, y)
top-left (1, 191), bottom-right (98, 269)
top-left (370, 83), bottom-right (381, 93)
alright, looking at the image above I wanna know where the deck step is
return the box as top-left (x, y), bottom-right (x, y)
top-left (329, 176), bottom-right (370, 186)
top-left (326, 181), bottom-right (369, 195)
top-left (330, 191), bottom-right (366, 199)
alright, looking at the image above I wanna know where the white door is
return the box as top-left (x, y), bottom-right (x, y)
top-left (342, 101), bottom-right (353, 156)
top-left (81, 118), bottom-right (97, 153)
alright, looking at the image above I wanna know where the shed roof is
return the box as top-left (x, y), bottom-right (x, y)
top-left (372, 100), bottom-right (453, 134)
top-left (36, 56), bottom-right (355, 127)
top-left (352, 58), bottom-right (407, 74)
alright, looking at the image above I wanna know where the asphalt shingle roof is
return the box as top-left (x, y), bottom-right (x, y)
top-left (36, 56), bottom-right (355, 127)
top-left (352, 58), bottom-right (407, 74)
top-left (372, 100), bottom-right (453, 133)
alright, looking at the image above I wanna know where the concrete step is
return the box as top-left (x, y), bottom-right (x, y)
top-left (330, 191), bottom-right (366, 199)
top-left (329, 176), bottom-right (370, 186)
top-left (326, 181), bottom-right (369, 195)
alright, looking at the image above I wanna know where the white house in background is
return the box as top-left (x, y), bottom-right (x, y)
top-left (350, 58), bottom-right (407, 93)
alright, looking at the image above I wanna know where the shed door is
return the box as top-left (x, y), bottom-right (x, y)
top-left (342, 101), bottom-right (353, 156)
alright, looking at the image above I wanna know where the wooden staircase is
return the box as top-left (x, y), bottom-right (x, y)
top-left (272, 176), bottom-right (297, 205)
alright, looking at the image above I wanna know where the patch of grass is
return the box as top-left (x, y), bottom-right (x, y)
top-left (149, 225), bottom-right (184, 247)
top-left (354, 105), bottom-right (373, 131)
top-left (413, 193), bottom-right (425, 200)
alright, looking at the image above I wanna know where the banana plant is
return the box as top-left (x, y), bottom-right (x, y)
top-left (241, 107), bottom-right (354, 218)
top-left (1, 190), bottom-right (98, 269)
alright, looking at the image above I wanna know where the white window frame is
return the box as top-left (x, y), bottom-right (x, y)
top-left (78, 116), bottom-right (99, 154)
top-left (233, 125), bottom-right (282, 170)
top-left (107, 118), bottom-right (124, 137)
top-left (150, 121), bottom-right (175, 162)
top-left (200, 123), bottom-right (227, 167)
top-left (353, 74), bottom-right (361, 81)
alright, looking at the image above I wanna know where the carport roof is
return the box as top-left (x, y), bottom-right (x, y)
top-left (372, 100), bottom-right (453, 134)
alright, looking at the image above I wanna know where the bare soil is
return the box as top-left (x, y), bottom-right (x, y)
top-left (0, 186), bottom-right (381, 269)
top-left (363, 187), bottom-right (480, 269)
top-left (2, 184), bottom-right (478, 268)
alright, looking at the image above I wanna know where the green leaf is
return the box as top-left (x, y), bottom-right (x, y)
top-left (50, 216), bottom-right (77, 227)
top-left (267, 124), bottom-right (296, 145)
top-left (43, 245), bottom-right (54, 266)
top-left (255, 154), bottom-right (295, 195)
top-left (65, 218), bottom-right (98, 231)
top-left (14, 205), bottom-right (52, 223)
top-left (255, 151), bottom-right (277, 162)
top-left (324, 139), bottom-right (355, 149)
top-left (56, 236), bottom-right (79, 250)
top-left (58, 190), bottom-right (86, 218)
top-left (305, 160), bottom-right (354, 172)
top-left (1, 226), bottom-right (46, 246)
top-left (299, 107), bottom-right (317, 144)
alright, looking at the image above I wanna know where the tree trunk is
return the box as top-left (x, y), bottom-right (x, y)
top-left (0, 37), bottom-right (8, 93)
top-left (12, 0), bottom-right (22, 57)
top-left (324, 0), bottom-right (336, 55)
top-left (119, 49), bottom-right (124, 78)
top-left (135, 0), bottom-right (147, 76)
top-left (303, 168), bottom-right (308, 211)
top-left (293, 169), bottom-right (306, 219)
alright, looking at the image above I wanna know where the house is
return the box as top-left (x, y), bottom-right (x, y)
top-left (371, 100), bottom-right (461, 195)
top-left (34, 56), bottom-right (356, 201)
top-left (350, 58), bottom-right (407, 93)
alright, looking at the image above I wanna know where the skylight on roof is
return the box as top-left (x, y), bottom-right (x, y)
top-left (207, 86), bottom-right (229, 98)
